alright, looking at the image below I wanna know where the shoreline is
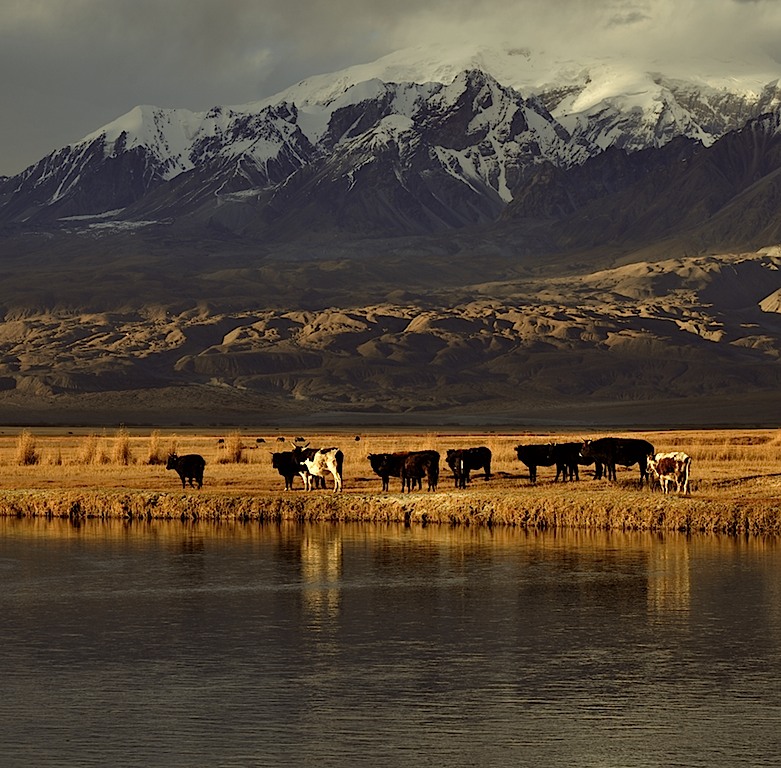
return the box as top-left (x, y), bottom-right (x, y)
top-left (1, 488), bottom-right (779, 536)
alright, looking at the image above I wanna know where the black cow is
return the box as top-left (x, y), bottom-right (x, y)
top-left (367, 452), bottom-right (408, 492)
top-left (445, 447), bottom-right (492, 488)
top-left (514, 443), bottom-right (555, 483)
top-left (271, 450), bottom-right (305, 491)
top-left (166, 453), bottom-right (206, 489)
top-left (402, 450), bottom-right (439, 493)
top-left (550, 442), bottom-right (603, 482)
top-left (580, 437), bottom-right (655, 485)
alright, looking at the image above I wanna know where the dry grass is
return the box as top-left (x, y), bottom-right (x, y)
top-left (14, 430), bottom-right (39, 466)
top-left (0, 427), bottom-right (778, 534)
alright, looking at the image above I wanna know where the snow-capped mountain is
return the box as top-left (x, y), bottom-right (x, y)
top-left (1, 43), bottom-right (780, 236)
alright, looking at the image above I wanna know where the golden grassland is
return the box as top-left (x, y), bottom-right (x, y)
top-left (0, 427), bottom-right (779, 535)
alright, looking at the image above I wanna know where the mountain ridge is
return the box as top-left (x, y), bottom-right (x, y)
top-left (2, 46), bottom-right (781, 425)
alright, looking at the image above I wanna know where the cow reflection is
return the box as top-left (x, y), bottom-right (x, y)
top-left (647, 537), bottom-right (691, 616)
top-left (300, 531), bottom-right (343, 629)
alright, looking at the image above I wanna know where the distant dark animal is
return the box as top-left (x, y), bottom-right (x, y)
top-left (166, 453), bottom-right (206, 489)
top-left (580, 437), bottom-right (655, 485)
top-left (276, 436), bottom-right (285, 442)
top-left (367, 452), bottom-right (409, 492)
top-left (648, 451), bottom-right (691, 495)
top-left (514, 443), bottom-right (555, 483)
top-left (402, 450), bottom-right (440, 493)
top-left (256, 438), bottom-right (265, 444)
top-left (296, 446), bottom-right (344, 492)
top-left (550, 442), bottom-right (603, 482)
top-left (445, 447), bottom-right (492, 488)
top-left (271, 450), bottom-right (305, 491)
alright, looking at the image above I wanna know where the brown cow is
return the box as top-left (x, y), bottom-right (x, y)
top-left (648, 452), bottom-right (691, 495)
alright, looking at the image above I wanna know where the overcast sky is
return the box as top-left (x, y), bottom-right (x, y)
top-left (2, 0), bottom-right (780, 175)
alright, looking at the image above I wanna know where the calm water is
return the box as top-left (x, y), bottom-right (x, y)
top-left (0, 518), bottom-right (780, 768)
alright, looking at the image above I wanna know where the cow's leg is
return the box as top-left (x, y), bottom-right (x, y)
top-left (639, 459), bottom-right (648, 488)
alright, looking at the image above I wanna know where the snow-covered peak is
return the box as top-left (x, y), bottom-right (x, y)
top-left (261, 41), bottom-right (780, 110)
top-left (81, 104), bottom-right (213, 178)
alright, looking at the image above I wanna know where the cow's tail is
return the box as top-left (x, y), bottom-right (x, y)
top-left (336, 450), bottom-right (344, 480)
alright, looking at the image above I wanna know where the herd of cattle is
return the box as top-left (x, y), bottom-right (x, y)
top-left (166, 437), bottom-right (692, 496)
top-left (255, 437), bottom-right (690, 495)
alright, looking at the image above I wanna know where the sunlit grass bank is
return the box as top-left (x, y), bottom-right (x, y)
top-left (0, 427), bottom-right (778, 535)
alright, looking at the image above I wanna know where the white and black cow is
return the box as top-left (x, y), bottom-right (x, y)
top-left (296, 446), bottom-right (344, 492)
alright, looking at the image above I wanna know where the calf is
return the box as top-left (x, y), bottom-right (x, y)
top-left (166, 453), bottom-right (206, 489)
top-left (648, 452), bottom-right (692, 495)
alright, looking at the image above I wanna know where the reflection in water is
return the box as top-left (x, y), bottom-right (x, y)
top-left (648, 534), bottom-right (691, 615)
top-left (0, 518), bottom-right (780, 767)
top-left (300, 529), bottom-right (342, 630)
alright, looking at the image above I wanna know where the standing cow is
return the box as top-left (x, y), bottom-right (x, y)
top-left (402, 450), bottom-right (439, 492)
top-left (290, 443), bottom-right (327, 489)
top-left (514, 443), bottom-right (555, 484)
top-left (445, 447), bottom-right (492, 488)
top-left (367, 452), bottom-right (408, 492)
top-left (580, 437), bottom-right (655, 486)
top-left (648, 451), bottom-right (692, 495)
top-left (296, 446), bottom-right (344, 492)
top-left (271, 450), bottom-right (305, 491)
top-left (166, 453), bottom-right (206, 489)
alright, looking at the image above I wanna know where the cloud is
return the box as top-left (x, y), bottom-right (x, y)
top-left (2, 0), bottom-right (781, 175)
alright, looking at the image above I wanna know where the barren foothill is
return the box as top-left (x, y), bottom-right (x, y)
top-left (0, 427), bottom-right (779, 535)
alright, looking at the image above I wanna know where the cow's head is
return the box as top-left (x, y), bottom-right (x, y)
top-left (166, 453), bottom-right (178, 470)
top-left (271, 451), bottom-right (292, 469)
top-left (367, 453), bottom-right (386, 471)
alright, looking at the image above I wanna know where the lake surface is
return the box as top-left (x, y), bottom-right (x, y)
top-left (1, 518), bottom-right (780, 767)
